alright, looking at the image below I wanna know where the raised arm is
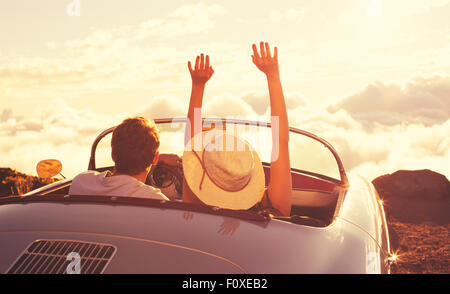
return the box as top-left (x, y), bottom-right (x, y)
top-left (185, 53), bottom-right (214, 146)
top-left (183, 53), bottom-right (214, 204)
top-left (251, 42), bottom-right (292, 216)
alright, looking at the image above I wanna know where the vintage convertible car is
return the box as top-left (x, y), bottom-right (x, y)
top-left (0, 118), bottom-right (396, 274)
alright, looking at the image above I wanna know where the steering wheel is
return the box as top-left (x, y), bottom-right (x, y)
top-left (146, 160), bottom-right (183, 200)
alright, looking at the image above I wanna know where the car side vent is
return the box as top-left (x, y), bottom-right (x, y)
top-left (6, 240), bottom-right (117, 274)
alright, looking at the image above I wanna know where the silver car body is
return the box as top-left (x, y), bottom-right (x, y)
top-left (0, 118), bottom-right (393, 274)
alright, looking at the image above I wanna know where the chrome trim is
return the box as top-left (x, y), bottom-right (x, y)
top-left (0, 194), bottom-right (271, 223)
top-left (23, 179), bottom-right (72, 196)
top-left (292, 188), bottom-right (333, 194)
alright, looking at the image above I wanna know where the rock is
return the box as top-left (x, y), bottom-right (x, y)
top-left (0, 167), bottom-right (58, 197)
top-left (373, 169), bottom-right (450, 224)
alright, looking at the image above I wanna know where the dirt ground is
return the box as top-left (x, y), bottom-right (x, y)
top-left (373, 170), bottom-right (449, 274)
top-left (389, 219), bottom-right (449, 274)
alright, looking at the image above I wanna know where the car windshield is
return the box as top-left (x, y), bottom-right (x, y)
top-left (94, 119), bottom-right (344, 183)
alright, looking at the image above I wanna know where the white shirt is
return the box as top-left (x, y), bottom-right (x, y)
top-left (69, 170), bottom-right (169, 200)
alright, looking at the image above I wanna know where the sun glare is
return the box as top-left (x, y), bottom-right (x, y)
top-left (367, 0), bottom-right (382, 17)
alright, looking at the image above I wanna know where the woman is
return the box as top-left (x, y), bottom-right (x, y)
top-left (182, 42), bottom-right (292, 216)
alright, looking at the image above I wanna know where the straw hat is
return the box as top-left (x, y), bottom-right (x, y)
top-left (183, 130), bottom-right (265, 210)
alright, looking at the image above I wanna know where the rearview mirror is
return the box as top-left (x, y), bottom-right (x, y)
top-left (36, 159), bottom-right (64, 179)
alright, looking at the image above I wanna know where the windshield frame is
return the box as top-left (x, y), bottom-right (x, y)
top-left (88, 118), bottom-right (349, 187)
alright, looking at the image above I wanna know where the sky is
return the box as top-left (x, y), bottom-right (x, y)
top-left (0, 0), bottom-right (449, 180)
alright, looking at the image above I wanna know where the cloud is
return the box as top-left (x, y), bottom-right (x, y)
top-left (0, 109), bottom-right (13, 121)
top-left (204, 93), bottom-right (256, 118)
top-left (45, 42), bottom-right (57, 50)
top-left (170, 3), bottom-right (226, 19)
top-left (327, 75), bottom-right (450, 128)
top-left (66, 3), bottom-right (227, 47)
top-left (134, 3), bottom-right (227, 40)
top-left (0, 3), bottom-right (227, 97)
top-left (1, 74), bottom-right (449, 184)
top-left (270, 8), bottom-right (307, 22)
top-left (279, 75), bottom-right (450, 180)
top-left (350, 130), bottom-right (450, 181)
top-left (1, 1), bottom-right (449, 186)
top-left (136, 95), bottom-right (186, 119)
top-left (0, 118), bottom-right (43, 135)
top-left (242, 92), bottom-right (309, 115)
top-left (241, 92), bottom-right (269, 115)
top-left (0, 99), bottom-right (123, 177)
top-left (201, 87), bottom-right (450, 181)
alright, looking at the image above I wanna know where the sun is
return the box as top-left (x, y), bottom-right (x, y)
top-left (367, 0), bottom-right (382, 17)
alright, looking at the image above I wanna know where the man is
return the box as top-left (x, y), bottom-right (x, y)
top-left (69, 117), bottom-right (169, 200)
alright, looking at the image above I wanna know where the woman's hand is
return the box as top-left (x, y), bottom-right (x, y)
top-left (251, 42), bottom-right (279, 77)
top-left (188, 53), bottom-right (214, 85)
top-left (217, 217), bottom-right (240, 236)
top-left (183, 212), bottom-right (194, 221)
